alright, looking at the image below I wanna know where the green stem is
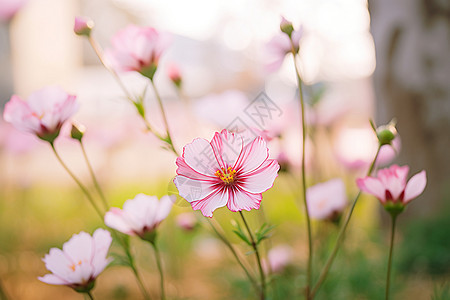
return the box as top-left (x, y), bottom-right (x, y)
top-left (386, 214), bottom-right (397, 300)
top-left (149, 79), bottom-right (180, 156)
top-left (49, 142), bottom-right (103, 220)
top-left (88, 36), bottom-right (134, 102)
top-left (205, 218), bottom-right (259, 292)
top-left (239, 212), bottom-right (266, 300)
top-left (85, 291), bottom-right (95, 300)
top-left (0, 279), bottom-right (9, 300)
top-left (124, 242), bottom-right (152, 300)
top-left (79, 141), bottom-right (109, 211)
top-left (51, 141), bottom-right (150, 299)
top-left (87, 36), bottom-right (178, 156)
top-left (291, 44), bottom-right (313, 299)
top-left (310, 145), bottom-right (381, 298)
top-left (151, 243), bottom-right (166, 300)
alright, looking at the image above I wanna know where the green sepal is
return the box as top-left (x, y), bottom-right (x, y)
top-left (140, 230), bottom-right (157, 245)
top-left (39, 128), bottom-right (61, 144)
top-left (384, 202), bottom-right (405, 218)
top-left (139, 64), bottom-right (158, 81)
top-left (73, 280), bottom-right (95, 293)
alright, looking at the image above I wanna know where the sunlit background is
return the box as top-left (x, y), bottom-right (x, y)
top-left (1, 0), bottom-right (448, 299)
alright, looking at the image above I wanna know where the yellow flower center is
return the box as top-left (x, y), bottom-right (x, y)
top-left (31, 112), bottom-right (44, 120)
top-left (215, 167), bottom-right (237, 184)
top-left (69, 260), bottom-right (82, 272)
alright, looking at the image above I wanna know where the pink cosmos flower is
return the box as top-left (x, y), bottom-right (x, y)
top-left (3, 86), bottom-right (79, 143)
top-left (307, 178), bottom-right (347, 220)
top-left (38, 229), bottom-right (112, 291)
top-left (176, 212), bottom-right (197, 231)
top-left (74, 16), bottom-right (94, 37)
top-left (106, 25), bottom-right (171, 79)
top-left (104, 194), bottom-right (173, 239)
top-left (357, 165), bottom-right (426, 207)
top-left (173, 129), bottom-right (280, 217)
top-left (267, 245), bottom-right (293, 273)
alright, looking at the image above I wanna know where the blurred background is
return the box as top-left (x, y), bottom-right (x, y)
top-left (0, 0), bottom-right (449, 299)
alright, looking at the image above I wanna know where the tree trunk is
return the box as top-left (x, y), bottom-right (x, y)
top-left (369, 0), bottom-right (450, 217)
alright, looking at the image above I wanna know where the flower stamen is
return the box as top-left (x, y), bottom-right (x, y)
top-left (215, 167), bottom-right (237, 184)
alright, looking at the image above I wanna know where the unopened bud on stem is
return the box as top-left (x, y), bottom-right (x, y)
top-left (74, 16), bottom-right (94, 37)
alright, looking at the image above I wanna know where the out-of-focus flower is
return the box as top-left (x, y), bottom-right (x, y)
top-left (38, 229), bottom-right (112, 293)
top-left (376, 136), bottom-right (401, 167)
top-left (0, 0), bottom-right (28, 22)
top-left (193, 90), bottom-right (249, 129)
top-left (334, 127), bottom-right (378, 170)
top-left (167, 63), bottom-right (182, 89)
top-left (176, 212), bottom-right (197, 231)
top-left (335, 126), bottom-right (402, 171)
top-left (73, 16), bottom-right (94, 37)
top-left (3, 86), bottom-right (79, 143)
top-left (104, 194), bottom-right (173, 242)
top-left (267, 245), bottom-right (293, 273)
top-left (174, 129), bottom-right (280, 217)
top-left (357, 165), bottom-right (426, 215)
top-left (307, 178), bottom-right (347, 221)
top-left (106, 25), bottom-right (171, 80)
top-left (265, 23), bottom-right (303, 72)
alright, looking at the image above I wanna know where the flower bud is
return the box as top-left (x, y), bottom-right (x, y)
top-left (74, 16), bottom-right (94, 37)
top-left (376, 119), bottom-right (397, 146)
top-left (71, 122), bottom-right (86, 142)
top-left (280, 16), bottom-right (294, 37)
top-left (167, 64), bottom-right (182, 89)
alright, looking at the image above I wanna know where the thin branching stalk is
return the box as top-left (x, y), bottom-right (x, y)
top-left (290, 44), bottom-right (313, 299)
top-left (51, 142), bottom-right (151, 300)
top-left (152, 243), bottom-right (166, 300)
top-left (49, 142), bottom-right (103, 219)
top-left (87, 36), bottom-right (134, 102)
top-left (79, 141), bottom-right (109, 211)
top-left (205, 218), bottom-right (259, 292)
top-left (385, 214), bottom-right (397, 300)
top-left (310, 146), bottom-right (381, 298)
top-left (123, 240), bottom-right (152, 300)
top-left (149, 79), bottom-right (179, 156)
top-left (239, 212), bottom-right (266, 300)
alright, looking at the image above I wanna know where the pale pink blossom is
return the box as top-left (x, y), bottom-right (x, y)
top-left (104, 194), bottom-right (173, 238)
top-left (3, 86), bottom-right (79, 143)
top-left (176, 212), bottom-right (197, 231)
top-left (0, 0), bottom-right (28, 21)
top-left (106, 25), bottom-right (171, 79)
top-left (307, 178), bottom-right (347, 220)
top-left (174, 129), bottom-right (280, 217)
top-left (73, 16), bottom-right (94, 37)
top-left (267, 245), bottom-right (293, 273)
top-left (38, 229), bottom-right (112, 290)
top-left (357, 165), bottom-right (426, 206)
